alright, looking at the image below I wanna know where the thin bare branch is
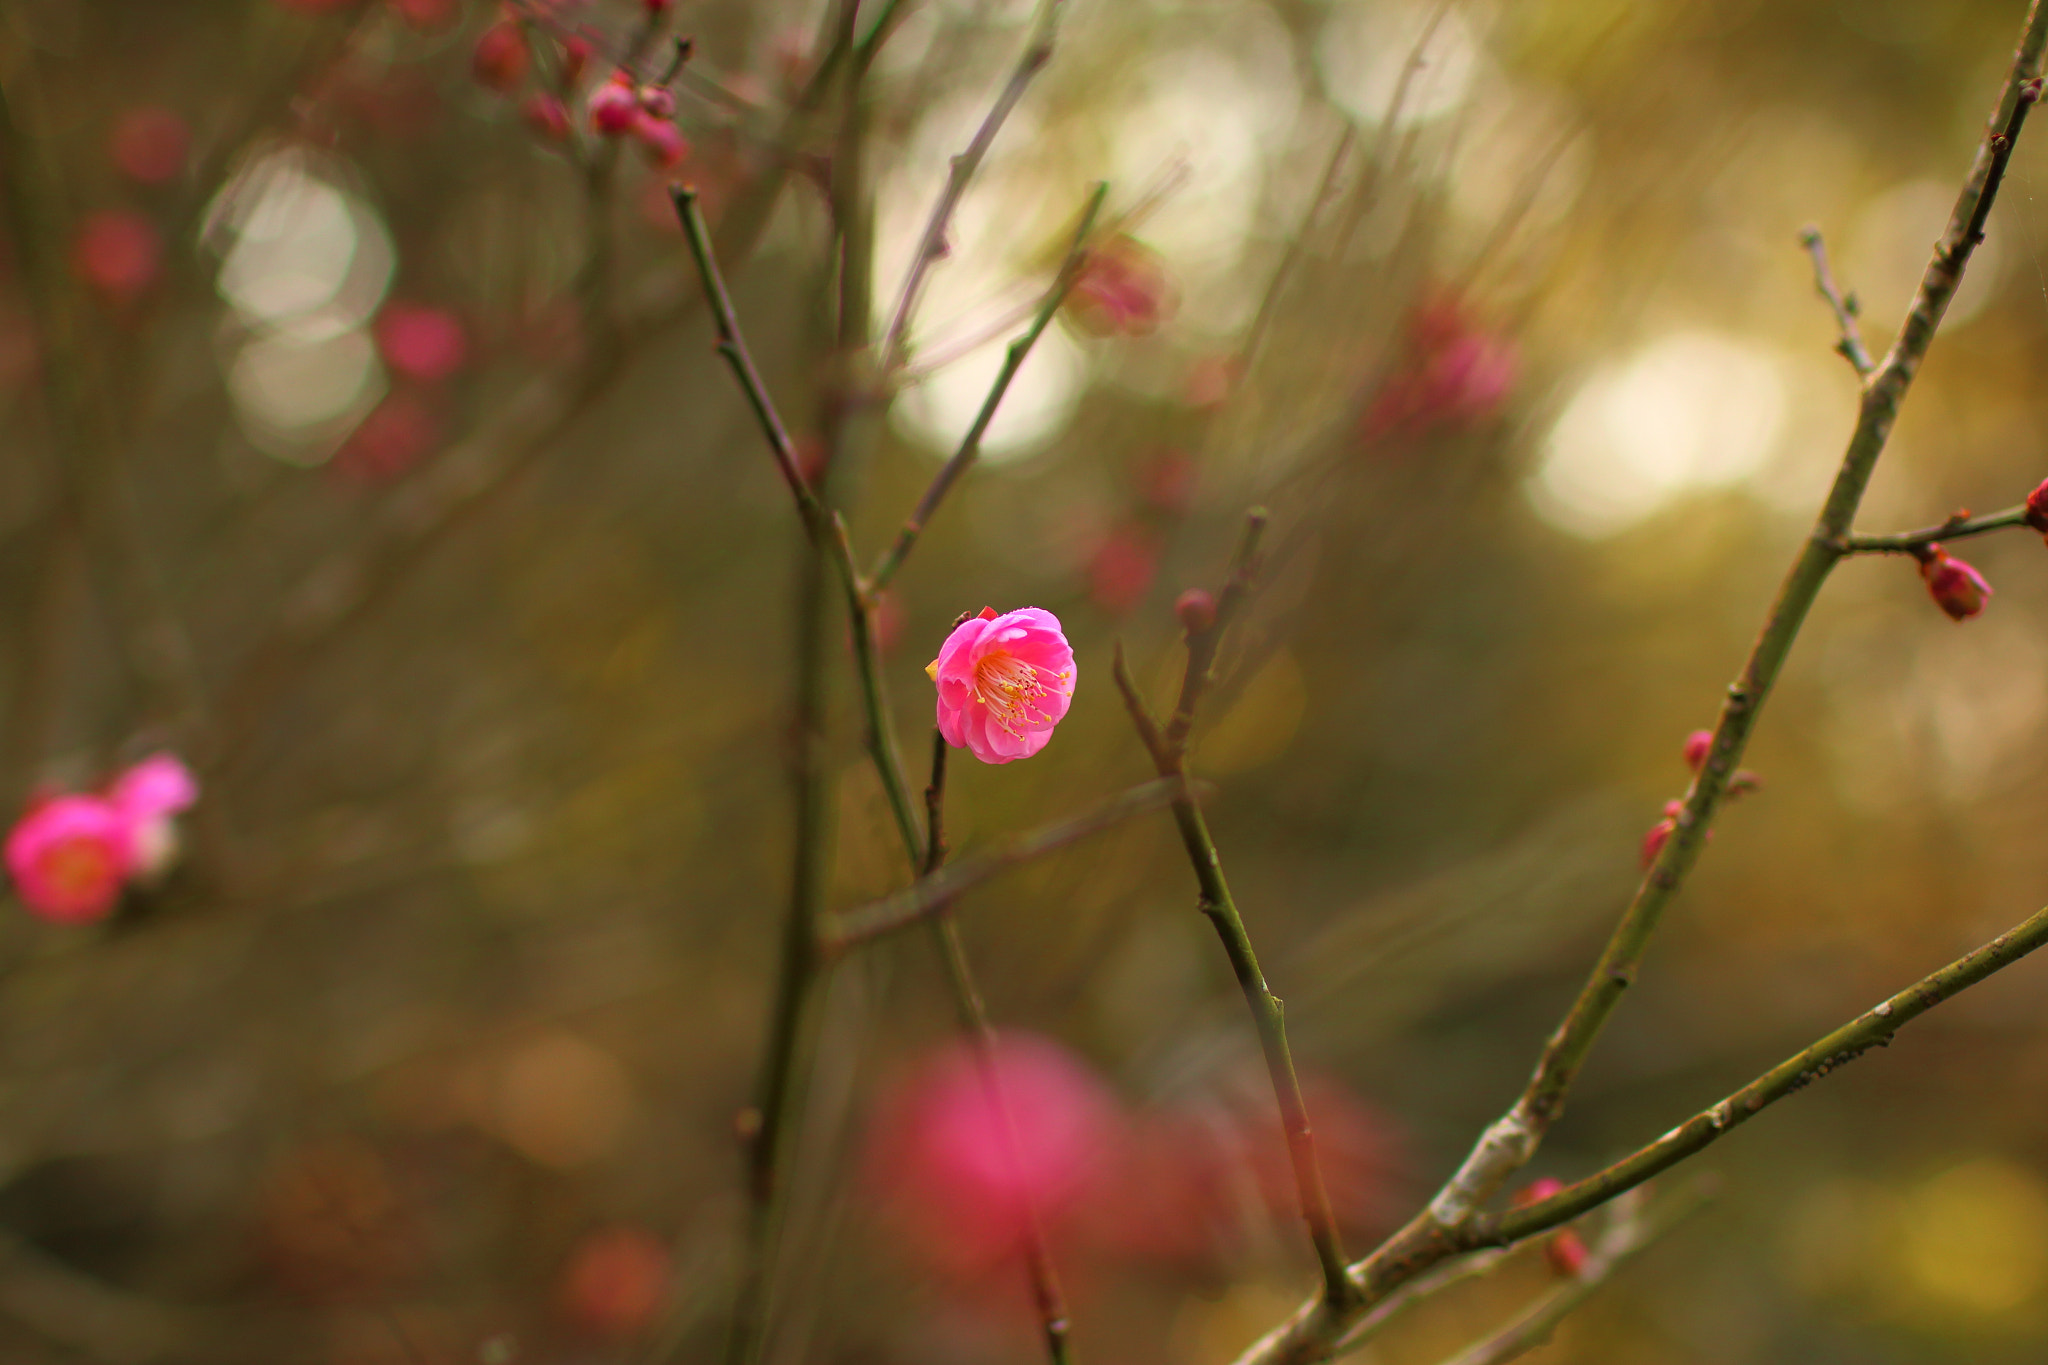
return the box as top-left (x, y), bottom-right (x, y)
top-left (1799, 226), bottom-right (1875, 378)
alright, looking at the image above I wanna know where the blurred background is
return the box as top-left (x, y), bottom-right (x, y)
top-left (3, 0), bottom-right (2048, 1361)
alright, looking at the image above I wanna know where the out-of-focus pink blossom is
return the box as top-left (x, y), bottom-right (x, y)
top-left (1066, 235), bottom-right (1177, 339)
top-left (1086, 525), bottom-right (1158, 617)
top-left (629, 112), bottom-right (689, 168)
top-left (866, 1033), bottom-right (1119, 1275)
top-left (1140, 447), bottom-right (1196, 515)
top-left (109, 753), bottom-right (198, 881)
top-left (374, 304), bottom-right (468, 383)
top-left (558, 1225), bottom-right (670, 1337)
top-left (1920, 544), bottom-right (1991, 621)
top-left (4, 795), bottom-right (134, 923)
top-left (109, 107), bottom-right (189, 185)
top-left (71, 210), bottom-right (161, 304)
top-left (335, 395), bottom-right (441, 484)
top-left (636, 85), bottom-right (676, 119)
top-left (473, 21), bottom-right (531, 94)
top-left (1682, 729), bottom-right (1713, 772)
top-left (521, 93), bottom-right (573, 144)
top-left (588, 73), bottom-right (639, 134)
top-left (1361, 294), bottom-right (1516, 442)
top-left (926, 607), bottom-right (1076, 765)
top-left (1183, 354), bottom-right (1240, 410)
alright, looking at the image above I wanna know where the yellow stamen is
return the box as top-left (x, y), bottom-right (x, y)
top-left (972, 651), bottom-right (1058, 737)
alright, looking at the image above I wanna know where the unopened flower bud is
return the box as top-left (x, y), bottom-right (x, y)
top-left (1682, 729), bottom-right (1713, 772)
top-left (472, 20), bottom-right (530, 94)
top-left (588, 73), bottom-right (639, 134)
top-left (629, 113), bottom-right (688, 167)
top-left (561, 36), bottom-right (593, 87)
top-left (2026, 478), bottom-right (2048, 537)
top-left (521, 93), bottom-right (571, 143)
top-left (1919, 544), bottom-right (1991, 621)
top-left (1545, 1229), bottom-right (1590, 1278)
top-left (637, 85), bottom-right (676, 118)
top-left (1175, 588), bottom-right (1217, 634)
top-left (1640, 800), bottom-right (1683, 868)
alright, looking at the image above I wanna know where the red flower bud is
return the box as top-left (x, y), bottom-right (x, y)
top-left (1175, 588), bottom-right (1218, 635)
top-left (637, 85), bottom-right (676, 119)
top-left (2026, 478), bottom-right (2048, 536)
top-left (472, 20), bottom-right (530, 94)
top-left (521, 93), bottom-right (572, 144)
top-left (561, 36), bottom-right (593, 87)
top-left (1545, 1228), bottom-right (1590, 1278)
top-left (1682, 729), bottom-right (1713, 772)
top-left (588, 74), bottom-right (638, 134)
top-left (1919, 545), bottom-right (1991, 621)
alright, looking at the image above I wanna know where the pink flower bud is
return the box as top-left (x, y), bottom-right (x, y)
top-left (472, 20), bottom-right (531, 94)
top-left (628, 112), bottom-right (689, 168)
top-left (1682, 729), bottom-right (1713, 772)
top-left (374, 303), bottom-right (468, 383)
top-left (1514, 1177), bottom-right (1566, 1206)
top-left (71, 210), bottom-right (161, 304)
top-left (5, 795), bottom-right (135, 923)
top-left (521, 93), bottom-right (572, 144)
top-left (1640, 800), bottom-right (1683, 868)
top-left (588, 73), bottom-right (639, 134)
top-left (636, 85), bottom-right (676, 119)
top-left (926, 608), bottom-right (1076, 765)
top-left (1175, 588), bottom-right (1217, 634)
top-left (2026, 478), bottom-right (2048, 537)
top-left (1919, 545), bottom-right (1991, 621)
top-left (108, 753), bottom-right (198, 881)
top-left (109, 107), bottom-right (190, 185)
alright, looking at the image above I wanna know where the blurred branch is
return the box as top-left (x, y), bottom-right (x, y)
top-left (877, 0), bottom-right (1065, 373)
top-left (1230, 8), bottom-right (2048, 1363)
top-left (866, 182), bottom-right (1107, 593)
top-left (1798, 226), bottom-right (1874, 378)
top-left (822, 777), bottom-right (1183, 951)
top-left (1113, 509), bottom-right (1357, 1311)
top-left (1235, 123), bottom-right (1356, 383)
top-left (1838, 503), bottom-right (2030, 553)
top-left (1434, 1186), bottom-right (1707, 1365)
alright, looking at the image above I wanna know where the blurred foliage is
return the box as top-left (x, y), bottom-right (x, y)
top-left (3, 0), bottom-right (2048, 1362)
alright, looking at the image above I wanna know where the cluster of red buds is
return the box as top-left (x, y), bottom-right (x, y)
top-left (1641, 729), bottom-right (1761, 868)
top-left (470, 6), bottom-right (689, 169)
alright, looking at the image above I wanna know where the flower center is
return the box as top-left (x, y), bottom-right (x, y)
top-left (42, 836), bottom-right (117, 902)
top-left (973, 652), bottom-right (1054, 736)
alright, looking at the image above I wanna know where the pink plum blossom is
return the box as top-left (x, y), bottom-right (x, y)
top-left (865, 1032), bottom-right (1118, 1275)
top-left (1065, 235), bottom-right (1177, 339)
top-left (109, 753), bottom-right (199, 880)
top-left (926, 607), bottom-right (1076, 765)
top-left (5, 795), bottom-right (135, 923)
top-left (588, 74), bottom-right (639, 134)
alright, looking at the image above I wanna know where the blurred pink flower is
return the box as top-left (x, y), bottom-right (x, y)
top-left (1086, 525), bottom-right (1158, 617)
top-left (926, 607), bottom-right (1076, 765)
top-left (109, 107), bottom-right (189, 185)
top-left (374, 304), bottom-right (468, 383)
top-left (71, 210), bottom-right (161, 304)
top-left (558, 1225), bottom-right (670, 1337)
top-left (1139, 447), bottom-right (1196, 514)
top-left (866, 1033), bottom-right (1119, 1275)
top-left (521, 93), bottom-right (572, 144)
top-left (1361, 294), bottom-right (1516, 442)
top-left (1920, 545), bottom-right (1991, 621)
top-left (5, 795), bottom-right (134, 923)
top-left (472, 20), bottom-right (531, 94)
top-left (1066, 235), bottom-right (1177, 339)
top-left (109, 753), bottom-right (199, 880)
top-left (588, 73), bottom-right (639, 134)
top-left (629, 112), bottom-right (689, 168)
